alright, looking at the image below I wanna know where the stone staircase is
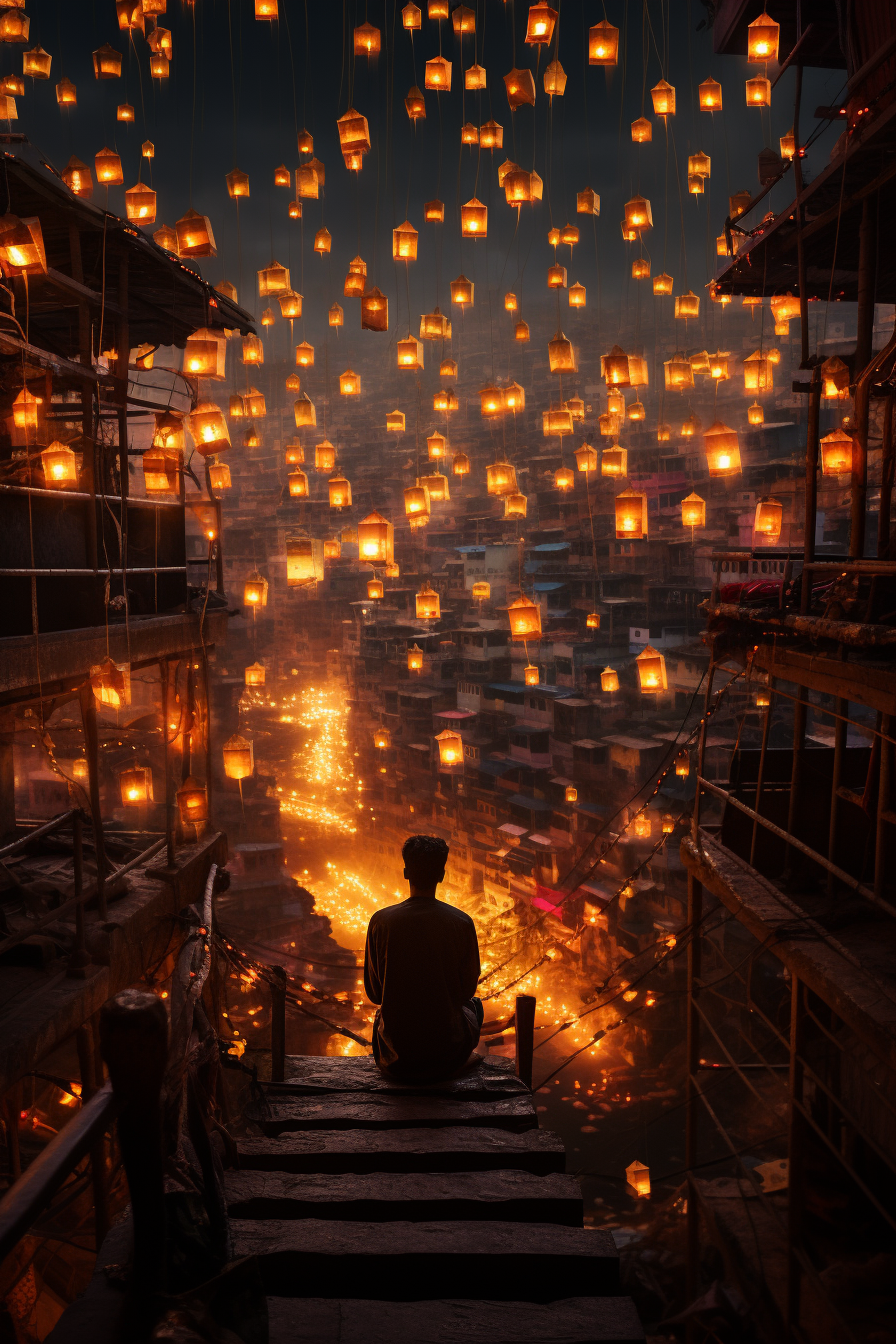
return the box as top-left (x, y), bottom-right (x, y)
top-left (231, 1053), bottom-right (645, 1343)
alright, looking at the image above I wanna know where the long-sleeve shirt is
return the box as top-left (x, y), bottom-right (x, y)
top-left (364, 895), bottom-right (481, 1081)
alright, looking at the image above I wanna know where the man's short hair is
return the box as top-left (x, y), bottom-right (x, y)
top-left (402, 834), bottom-right (449, 886)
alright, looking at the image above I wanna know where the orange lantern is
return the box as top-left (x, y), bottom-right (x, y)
top-left (586, 613), bottom-right (600, 631)
top-left (424, 199), bottom-right (445, 221)
top-left (577, 187), bottom-right (600, 215)
top-left (504, 68), bottom-right (536, 108)
top-left (62, 156), bottom-right (93, 198)
top-left (631, 117), bottom-right (652, 144)
top-left (472, 580), bottom-right (491, 600)
top-left (544, 60), bottom-right (566, 96)
top-left (747, 11), bottom-right (779, 62)
top-left (754, 496), bottom-right (783, 542)
top-left (699, 77), bottom-right (722, 110)
top-left (393, 220), bottom-right (418, 261)
top-left (746, 76), bottom-right (771, 107)
top-left (362, 288), bottom-right (388, 332)
top-left (451, 274), bottom-right (474, 306)
top-left (416, 584), bottom-right (441, 619)
top-left (461, 198), bottom-right (487, 237)
top-left (175, 209), bottom-right (216, 257)
top-left (650, 79), bottom-right (675, 116)
top-left (404, 485), bottom-right (431, 523)
top-left (554, 466), bottom-right (574, 491)
top-left (576, 443), bottom-right (598, 474)
top-left (41, 442), bottom-right (78, 487)
top-left (601, 444), bottom-right (627, 477)
top-left (466, 64), bottom-right (486, 90)
top-left (358, 511), bottom-right (394, 564)
top-left (436, 729), bottom-right (463, 765)
top-left (486, 460), bottom-right (517, 495)
top-left (328, 475), bottom-right (352, 509)
top-left (452, 451), bottom-right (470, 476)
top-left (681, 492), bottom-right (705, 529)
top-left (387, 410), bottom-right (406, 432)
top-left (397, 337), bottom-right (423, 369)
top-left (636, 646), bottom-right (667, 693)
top-left (601, 666), bottom-right (619, 693)
top-left (425, 56), bottom-right (451, 91)
top-left (353, 21), bottom-right (381, 54)
top-left (615, 489), bottom-right (648, 539)
top-left (743, 349), bottom-right (772, 393)
top-left (508, 595), bottom-right (542, 641)
top-left (704, 421), bottom-right (742, 475)
top-left (820, 428), bottom-right (854, 476)
top-left (480, 120), bottom-right (503, 149)
top-left (549, 331), bottom-right (576, 373)
top-left (589, 19), bottom-right (619, 64)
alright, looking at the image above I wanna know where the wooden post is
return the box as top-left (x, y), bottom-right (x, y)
top-left (827, 698), bottom-right (848, 894)
top-left (270, 966), bottom-right (287, 1083)
top-left (791, 63), bottom-right (810, 370)
top-left (76, 1022), bottom-right (109, 1249)
top-left (783, 689), bottom-right (808, 883)
top-left (851, 194), bottom-right (878, 560)
top-left (99, 989), bottom-right (168, 1306)
top-left (685, 873), bottom-right (703, 1338)
top-left (0, 708), bottom-right (16, 844)
top-left (78, 683), bottom-right (107, 919)
top-left (514, 994), bottom-right (535, 1089)
top-left (801, 367), bottom-right (821, 615)
top-left (750, 685), bottom-right (774, 868)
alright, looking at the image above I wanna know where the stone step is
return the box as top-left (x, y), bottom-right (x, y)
top-left (236, 1127), bottom-right (565, 1175)
top-left (231, 1220), bottom-right (619, 1302)
top-left (270, 1053), bottom-right (529, 1099)
top-left (225, 1169), bottom-right (583, 1225)
top-left (249, 1093), bottom-right (537, 1136)
top-left (267, 1296), bottom-right (645, 1343)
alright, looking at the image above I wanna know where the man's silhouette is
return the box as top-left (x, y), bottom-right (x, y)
top-left (364, 834), bottom-right (483, 1080)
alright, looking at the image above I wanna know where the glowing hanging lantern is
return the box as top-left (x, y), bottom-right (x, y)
top-left (153, 413), bottom-right (184, 453)
top-left (420, 308), bottom-right (451, 340)
top-left (554, 466), bottom-right (575, 492)
top-left (508, 595), bottom-right (542, 641)
top-left (705, 420), bottom-right (742, 475)
top-left (779, 128), bottom-right (796, 160)
top-left (223, 734), bottom-right (254, 780)
top-left (688, 173), bottom-right (705, 195)
top-left (393, 222), bottom-right (418, 262)
top-left (603, 345), bottom-right (631, 386)
top-left (353, 21), bottom-right (381, 54)
top-left (549, 332), bottom-right (576, 374)
top-left (631, 117), bottom-right (652, 144)
top-left (689, 150), bottom-right (711, 179)
top-left (756, 685), bottom-right (771, 708)
top-left (615, 489), bottom-right (648, 539)
top-left (416, 584), bottom-right (441, 620)
top-left (312, 229), bottom-right (332, 257)
top-left (743, 349), bottom-right (772, 393)
top-left (0, 13), bottom-right (29, 42)
top-left (182, 328), bottom-right (225, 380)
top-left (577, 187), bottom-right (600, 215)
top-left (636, 647), bottom-right (667, 694)
top-left (466, 64), bottom-right (486, 90)
top-left (295, 343), bottom-right (315, 372)
top-left (419, 471), bottom-right (450, 503)
top-left (504, 68), bottom-right (536, 109)
top-left (226, 168), bottom-right (250, 200)
top-left (746, 401), bottom-right (764, 427)
top-left (601, 444), bottom-right (627, 477)
top-left (657, 423), bottom-right (671, 442)
top-left (242, 333), bottom-right (264, 367)
top-left (244, 571), bottom-right (269, 608)
top-left (288, 199), bottom-right (302, 219)
top-left (405, 85), bottom-right (426, 120)
top-left (606, 389), bottom-right (625, 416)
top-left (386, 410), bottom-right (406, 433)
top-left (149, 52), bottom-right (170, 78)
top-left (480, 386), bottom-right (504, 418)
top-left (486, 460), bottom-right (517, 496)
top-left (575, 443), bottom-right (598, 474)
top-left (746, 76), bottom-right (771, 107)
top-left (452, 451), bottom-right (470, 476)
top-left (505, 168), bottom-right (538, 205)
top-left (681, 414), bottom-right (701, 439)
top-left (284, 442), bottom-right (303, 465)
top-left (120, 766), bottom-right (153, 805)
top-left (601, 666), bottom-right (619, 693)
top-left (244, 661), bottom-right (266, 688)
top-left (515, 320), bottom-right (531, 343)
top-left (480, 122), bottom-right (504, 152)
top-left (228, 394), bottom-right (245, 419)
top-left (358, 511), bottom-right (394, 564)
top-left (257, 260), bottom-right (290, 297)
top-left (244, 425), bottom-right (261, 450)
top-left (62, 157), bottom-right (93, 199)
top-left (423, 199), bottom-right (445, 222)
top-left (631, 258), bottom-right (650, 280)
top-left (296, 164), bottom-right (319, 198)
top-left (93, 44), bottom-right (123, 79)
top-left (427, 431), bottom-right (447, 459)
top-left (675, 750), bottom-right (690, 777)
top-left (344, 268), bottom-right (365, 298)
top-left (747, 10), bottom-right (779, 62)
top-left (461, 122), bottom-right (479, 146)
top-left (653, 273), bottom-right (674, 297)
top-left (41, 443), bottom-right (77, 487)
top-left (599, 414), bottom-right (621, 437)
top-left (397, 337), bottom-right (423, 370)
top-left (176, 777), bottom-right (208, 829)
top-left (12, 387), bottom-right (41, 429)
top-left (544, 59), bottom-right (566, 96)
top-left (56, 76), bottom-right (76, 106)
top-left (406, 644), bottom-right (425, 674)
top-left (820, 428), bottom-right (854, 476)
top-left (451, 274), bottom-right (474, 306)
top-left (526, 3), bottom-right (557, 43)
top-left (404, 484), bottom-right (431, 522)
top-left (681, 492), bottom-right (705, 529)
top-left (287, 537), bottom-right (325, 585)
top-left (698, 77), bottom-right (722, 110)
top-left (0, 215), bottom-right (46, 277)
top-left (461, 197), bottom-right (487, 237)
top-left (754, 496), bottom-right (783, 542)
top-left (821, 357), bottom-right (850, 401)
top-left (651, 79), bottom-right (675, 116)
top-left (504, 292), bottom-right (518, 313)
top-left (175, 209), bottom-right (216, 257)
top-left (568, 396), bottom-right (585, 421)
top-left (279, 291), bottom-right (303, 321)
top-left (504, 382), bottom-right (525, 413)
top-left (324, 538), bottom-right (342, 560)
top-left (436, 729), bottom-right (463, 768)
top-left (674, 291), bottom-right (700, 320)
top-left (627, 400), bottom-right (645, 422)
top-left (95, 147), bottom-right (124, 186)
top-left (543, 405), bottom-right (573, 436)
top-left (403, 2), bottom-right (421, 28)
top-left (664, 355), bottom-right (694, 392)
top-left (367, 579), bottom-right (384, 601)
top-left (433, 387), bottom-right (458, 413)
top-left (358, 287), bottom-right (386, 331)
top-left (425, 56), bottom-right (451, 91)
top-left (709, 352), bottom-right (729, 381)
top-left (288, 468), bottom-right (309, 498)
top-left (548, 264), bottom-right (568, 290)
top-left (141, 447), bottom-right (179, 493)
top-left (188, 401), bottom-right (230, 456)
top-left (523, 664), bottom-right (541, 688)
top-left (23, 46), bottom-right (52, 78)
top-left (504, 492), bottom-right (527, 518)
top-left (589, 19), bottom-right (619, 64)
top-left (429, 0), bottom-right (449, 17)
top-left (327, 303), bottom-right (344, 329)
top-left (314, 440), bottom-right (337, 473)
top-left (624, 195), bottom-right (653, 233)
top-left (471, 581), bottom-right (491, 602)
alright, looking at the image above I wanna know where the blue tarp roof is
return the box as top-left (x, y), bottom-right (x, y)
top-left (533, 581), bottom-right (566, 592)
top-left (455, 545), bottom-right (486, 554)
top-left (488, 682), bottom-right (572, 698)
top-left (529, 542), bottom-right (570, 552)
top-left (509, 793), bottom-right (554, 812)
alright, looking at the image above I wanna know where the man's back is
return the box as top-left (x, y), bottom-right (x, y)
top-left (364, 895), bottom-right (481, 1080)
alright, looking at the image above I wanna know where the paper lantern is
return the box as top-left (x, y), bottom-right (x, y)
top-left (628, 400), bottom-right (645, 422)
top-left (624, 195), bottom-right (653, 232)
top-left (479, 120), bottom-right (503, 150)
top-left (504, 492), bottom-right (527, 518)
top-left (754, 496), bottom-right (783, 541)
top-left (515, 320), bottom-right (530, 342)
top-left (314, 440), bottom-right (336, 472)
top-left (657, 423), bottom-right (671, 442)
top-left (747, 10), bottom-right (779, 62)
top-left (584, 613), bottom-right (601, 632)
top-left (41, 443), bottom-right (77, 487)
top-left (589, 19), bottom-right (619, 64)
top-left (296, 164), bottom-right (319, 197)
top-left (420, 308), bottom-right (451, 340)
top-left (549, 332), bottom-right (576, 373)
top-left (401, 644), bottom-right (423, 675)
top-left (175, 209), bottom-right (216, 257)
top-left (339, 369), bottom-right (360, 396)
top-left (124, 181), bottom-right (157, 224)
top-left (631, 258), bottom-right (651, 281)
top-left (636, 647), bottom-right (667, 693)
top-left (461, 197), bottom-right (487, 237)
top-left (188, 402), bottom-right (230, 456)
top-left (244, 661), bottom-right (266, 689)
top-left (11, 386), bottom-right (40, 429)
top-left (434, 729), bottom-right (462, 768)
top-left (176, 777), bottom-right (208, 828)
top-left (56, 76), bottom-right (76, 106)
top-left (94, 147), bottom-right (124, 186)
top-left (568, 396), bottom-right (585, 421)
top-left (543, 405), bottom-right (573, 436)
top-left (651, 79), bottom-right (675, 116)
top-left (257, 260), bottom-right (290, 297)
top-left (544, 59), bottom-right (566, 96)
top-left (403, 3), bottom-right (421, 29)
top-left (615, 489), bottom-right (648, 539)
top-left (314, 228), bottom-right (332, 255)
top-left (631, 117), bottom-right (652, 143)
top-left (429, 1), bottom-right (449, 19)
top-left (601, 444), bottom-right (627, 477)
top-left (688, 173), bottom-right (705, 195)
top-left (386, 410), bottom-right (406, 432)
top-left (72, 758), bottom-right (89, 781)
top-left (288, 468), bottom-right (309, 497)
top-left (424, 199), bottom-right (445, 223)
top-left (504, 67), bottom-right (536, 108)
top-left (674, 291), bottom-right (700, 319)
top-left (0, 215), bottom-right (46, 277)
top-left (260, 308), bottom-right (275, 328)
top-left (664, 355), bottom-right (694, 391)
top-left (243, 572), bottom-right (269, 608)
top-left (821, 428), bottom-right (854, 476)
top-left (466, 63), bottom-right (486, 90)
top-left (452, 451), bottom-right (470, 476)
top-left (425, 56), bottom-right (451, 90)
top-left (548, 264), bottom-right (568, 289)
top-left (226, 168), bottom-right (250, 199)
top-left (120, 766), bottom-right (152, 805)
top-left (284, 442), bottom-right (303, 466)
top-left (508, 595), bottom-right (541, 641)
top-left (505, 168), bottom-right (540, 205)
top-left (747, 402), bottom-right (765, 426)
top-left (675, 750), bottom-right (690, 777)
top-left (709, 352), bottom-right (729, 381)
top-left (0, 13), bottom-right (28, 42)
top-left (93, 44), bottom-right (122, 78)
top-left (746, 76), bottom-right (771, 107)
top-left (364, 578), bottom-right (383, 601)
top-left (149, 53), bottom-right (169, 78)
top-left (241, 333), bottom-right (264, 367)
top-left (287, 537), bottom-right (325, 585)
top-left (420, 471), bottom-right (450, 503)
top-left (450, 275), bottom-right (474, 306)
top-left (223, 734), bottom-right (254, 780)
top-left (521, 663), bottom-right (540, 688)
top-left (705, 421), bottom-right (741, 475)
top-left (652, 272), bottom-right (673, 297)
top-left (405, 484), bottom-right (431, 523)
top-left (153, 413), bottom-right (184, 453)
top-left (472, 581), bottom-right (491, 599)
top-left (504, 382), bottom-right (525, 413)
top-left (461, 122), bottom-right (479, 145)
top-left (770, 291), bottom-right (799, 324)
top-left (141, 447), bottom-right (179, 493)
top-left (526, 2), bottom-right (557, 43)
top-left (632, 813), bottom-right (652, 839)
top-left (228, 394), bottom-right (245, 419)
top-left (681, 414), bottom-right (701, 439)
top-left (360, 287), bottom-right (388, 331)
top-left (323, 538), bottom-right (342, 560)
top-left (23, 46), bottom-right (51, 78)
top-left (779, 128), bottom-right (796, 160)
top-left (699, 77), bottom-right (721, 110)
top-left (427, 431), bottom-right (447, 459)
top-left (358, 511), bottom-right (394, 564)
top-left (393, 220), bottom-right (418, 261)
top-left (295, 342), bottom-right (315, 368)
top-left (689, 151), bottom-right (711, 179)
top-left (244, 425), bottom-right (261, 450)
top-left (91, 657), bottom-right (130, 708)
top-left (279, 291), bottom-right (303, 320)
top-left (599, 414), bottom-right (621, 438)
top-left (577, 187), bottom-right (600, 215)
top-left (182, 328), bottom-right (225, 380)
top-left (433, 387), bottom-right (458, 413)
top-left (397, 337), bottom-right (423, 369)
top-left (681, 492), bottom-right (705, 529)
top-left (575, 443), bottom-right (598, 474)
top-left (601, 667), bottom-right (619, 693)
top-left (62, 156), bottom-right (93, 198)
top-left (353, 21), bottom-right (380, 55)
top-left (405, 85), bottom-right (426, 120)
top-left (486, 460), bottom-right (518, 496)
top-left (416, 584), bottom-right (441, 619)
top-left (743, 350), bottom-right (772, 393)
